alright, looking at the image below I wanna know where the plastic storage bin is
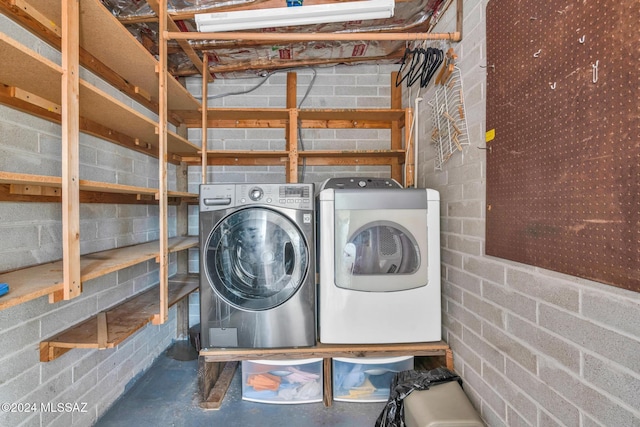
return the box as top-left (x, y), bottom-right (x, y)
top-left (333, 356), bottom-right (414, 402)
top-left (241, 358), bottom-right (323, 404)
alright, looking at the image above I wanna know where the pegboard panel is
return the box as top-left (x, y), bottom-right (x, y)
top-left (485, 0), bottom-right (640, 292)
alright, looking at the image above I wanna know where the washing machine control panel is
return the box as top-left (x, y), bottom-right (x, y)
top-left (200, 184), bottom-right (313, 211)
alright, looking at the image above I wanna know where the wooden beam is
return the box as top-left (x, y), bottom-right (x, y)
top-left (404, 107), bottom-right (415, 187)
top-left (456, 0), bottom-right (464, 40)
top-left (287, 109), bottom-right (298, 183)
top-left (323, 358), bottom-right (332, 407)
top-left (12, 86), bottom-right (61, 114)
top-left (61, 0), bottom-right (81, 300)
top-left (286, 72), bottom-right (298, 183)
top-left (390, 71), bottom-right (403, 184)
top-left (200, 361), bottom-right (238, 410)
top-left (153, 0), bottom-right (169, 326)
top-left (145, 0), bottom-right (212, 81)
top-left (201, 53), bottom-right (209, 184)
top-left (201, 341), bottom-right (453, 362)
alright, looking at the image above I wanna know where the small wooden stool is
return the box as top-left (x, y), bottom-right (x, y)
top-left (403, 381), bottom-right (484, 427)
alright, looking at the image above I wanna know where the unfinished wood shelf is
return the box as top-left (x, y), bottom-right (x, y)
top-left (0, 236), bottom-right (197, 312)
top-left (0, 0), bottom-right (200, 118)
top-left (40, 273), bottom-right (199, 362)
top-left (0, 31), bottom-right (198, 162)
top-left (199, 341), bottom-right (454, 407)
top-left (0, 171), bottom-right (198, 204)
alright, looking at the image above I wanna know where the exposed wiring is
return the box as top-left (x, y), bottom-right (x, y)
top-left (193, 67), bottom-right (318, 183)
top-left (194, 67), bottom-right (315, 100)
top-left (297, 68), bottom-right (317, 182)
top-left (298, 67), bottom-right (317, 109)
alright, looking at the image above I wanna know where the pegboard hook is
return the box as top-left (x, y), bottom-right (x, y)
top-left (550, 82), bottom-right (556, 90)
top-left (592, 60), bottom-right (599, 83)
top-left (533, 49), bottom-right (542, 58)
top-left (579, 35), bottom-right (586, 44)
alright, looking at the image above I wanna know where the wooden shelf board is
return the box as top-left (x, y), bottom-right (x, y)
top-left (201, 151), bottom-right (288, 166)
top-left (177, 108), bottom-right (406, 129)
top-left (299, 109), bottom-right (406, 122)
top-left (300, 150), bottom-right (405, 166)
top-left (0, 171), bottom-right (197, 199)
top-left (40, 274), bottom-right (199, 361)
top-left (205, 150), bottom-right (289, 159)
top-left (207, 108), bottom-right (291, 121)
top-left (0, 33), bottom-right (198, 158)
top-left (0, 237), bottom-right (198, 312)
top-left (24, 0), bottom-right (199, 113)
top-left (200, 341), bottom-right (452, 362)
top-left (167, 190), bottom-right (199, 199)
top-left (79, 82), bottom-right (199, 156)
top-left (0, 32), bottom-right (62, 104)
top-left (299, 150), bottom-right (406, 158)
top-left (167, 130), bottom-right (201, 156)
top-left (175, 108), bottom-right (291, 127)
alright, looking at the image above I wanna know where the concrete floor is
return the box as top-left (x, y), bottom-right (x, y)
top-left (95, 341), bottom-right (386, 427)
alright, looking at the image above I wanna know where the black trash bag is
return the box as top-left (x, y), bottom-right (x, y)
top-left (375, 367), bottom-right (461, 427)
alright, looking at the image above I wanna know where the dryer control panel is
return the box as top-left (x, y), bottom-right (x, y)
top-left (200, 183), bottom-right (313, 211)
top-left (319, 177), bottom-right (402, 191)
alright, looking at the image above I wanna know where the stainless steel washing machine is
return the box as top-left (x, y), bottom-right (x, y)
top-left (199, 183), bottom-right (316, 349)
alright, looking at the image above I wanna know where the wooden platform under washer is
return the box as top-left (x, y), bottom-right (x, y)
top-left (199, 341), bottom-right (454, 408)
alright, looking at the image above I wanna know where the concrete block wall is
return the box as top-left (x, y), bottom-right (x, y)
top-left (0, 16), bottom-right (181, 427)
top-left (418, 1), bottom-right (640, 426)
top-left (185, 65), bottom-right (401, 327)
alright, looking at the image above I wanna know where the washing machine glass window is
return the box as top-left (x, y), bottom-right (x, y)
top-left (204, 207), bottom-right (309, 311)
top-left (334, 209), bottom-right (428, 292)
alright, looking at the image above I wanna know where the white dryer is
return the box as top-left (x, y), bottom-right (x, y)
top-left (317, 178), bottom-right (441, 344)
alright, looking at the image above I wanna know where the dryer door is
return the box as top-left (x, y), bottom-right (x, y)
top-left (204, 207), bottom-right (309, 311)
top-left (334, 209), bottom-right (429, 292)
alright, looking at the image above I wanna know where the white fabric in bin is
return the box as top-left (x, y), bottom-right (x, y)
top-left (403, 381), bottom-right (484, 427)
top-left (241, 358), bottom-right (323, 404)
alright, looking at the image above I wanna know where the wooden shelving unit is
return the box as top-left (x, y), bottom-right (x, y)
top-left (40, 274), bottom-right (199, 362)
top-left (0, 0), bottom-right (201, 353)
top-left (0, 0), bottom-right (200, 121)
top-left (175, 73), bottom-right (413, 185)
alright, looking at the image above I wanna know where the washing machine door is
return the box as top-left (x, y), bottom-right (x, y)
top-left (204, 207), bottom-right (309, 311)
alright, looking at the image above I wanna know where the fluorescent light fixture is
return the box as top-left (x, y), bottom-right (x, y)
top-left (195, 0), bottom-right (395, 32)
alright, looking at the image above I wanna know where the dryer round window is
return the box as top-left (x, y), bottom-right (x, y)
top-left (345, 221), bottom-right (420, 276)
